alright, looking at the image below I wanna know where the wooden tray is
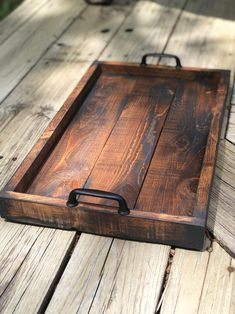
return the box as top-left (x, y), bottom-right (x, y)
top-left (0, 53), bottom-right (230, 250)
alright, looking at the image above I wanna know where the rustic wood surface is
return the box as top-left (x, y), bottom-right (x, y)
top-left (0, 0), bottom-right (87, 104)
top-left (46, 236), bottom-right (170, 313)
top-left (0, 0), bottom-right (48, 45)
top-left (0, 0), bottom-right (234, 313)
top-left (160, 242), bottom-right (235, 314)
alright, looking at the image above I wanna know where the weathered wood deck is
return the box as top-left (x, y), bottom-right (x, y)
top-left (0, 0), bottom-right (234, 313)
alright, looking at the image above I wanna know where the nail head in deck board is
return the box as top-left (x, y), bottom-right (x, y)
top-left (0, 61), bottom-right (229, 250)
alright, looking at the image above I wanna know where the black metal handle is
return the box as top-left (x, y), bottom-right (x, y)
top-left (67, 188), bottom-right (130, 216)
top-left (141, 53), bottom-right (182, 69)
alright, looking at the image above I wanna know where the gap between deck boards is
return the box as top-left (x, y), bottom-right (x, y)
top-left (37, 233), bottom-right (79, 313)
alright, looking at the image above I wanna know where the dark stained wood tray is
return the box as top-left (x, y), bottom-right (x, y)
top-left (0, 53), bottom-right (230, 250)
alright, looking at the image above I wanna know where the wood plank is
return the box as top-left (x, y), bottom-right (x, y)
top-left (101, 0), bottom-right (187, 63)
top-left (0, 227), bottom-right (75, 313)
top-left (82, 78), bottom-right (177, 207)
top-left (46, 234), bottom-right (113, 314)
top-left (27, 74), bottom-right (137, 198)
top-left (162, 0), bottom-right (235, 72)
top-left (0, 0), bottom-right (87, 104)
top-left (162, 0), bottom-right (235, 252)
top-left (3, 62), bottom-right (102, 193)
top-left (136, 79), bottom-right (217, 216)
top-left (0, 0), bottom-right (48, 45)
top-left (198, 242), bottom-right (235, 314)
top-left (89, 241), bottom-right (169, 314)
top-left (0, 222), bottom-right (42, 296)
top-left (47, 239), bottom-right (170, 314)
top-left (208, 140), bottom-right (235, 255)
top-left (160, 248), bottom-right (209, 314)
top-left (160, 242), bottom-right (235, 314)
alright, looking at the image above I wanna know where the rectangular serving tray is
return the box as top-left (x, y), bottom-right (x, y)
top-left (0, 53), bottom-right (230, 250)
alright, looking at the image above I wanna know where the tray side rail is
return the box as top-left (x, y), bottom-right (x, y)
top-left (0, 190), bottom-right (206, 250)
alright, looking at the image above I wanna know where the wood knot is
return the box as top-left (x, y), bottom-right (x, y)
top-left (175, 136), bottom-right (189, 151)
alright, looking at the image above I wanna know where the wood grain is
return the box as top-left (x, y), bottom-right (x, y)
top-left (198, 242), bottom-right (235, 314)
top-left (46, 234), bottom-right (113, 314)
top-left (82, 76), bottom-right (177, 207)
top-left (101, 0), bottom-right (187, 63)
top-left (0, 216), bottom-right (75, 312)
top-left (0, 0), bottom-right (48, 45)
top-left (0, 0), bottom-right (87, 104)
top-left (27, 73), bottom-right (137, 198)
top-left (160, 242), bottom-right (235, 314)
top-left (208, 140), bottom-right (235, 256)
top-left (162, 0), bottom-right (235, 72)
top-left (47, 238), bottom-right (170, 314)
top-left (5, 63), bottom-right (101, 193)
top-left (0, 222), bottom-right (42, 297)
top-left (89, 240), bottom-right (170, 314)
top-left (0, 228), bottom-right (75, 313)
top-left (0, 190), bottom-right (206, 250)
top-left (136, 79), bottom-right (218, 216)
top-left (160, 248), bottom-right (209, 314)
